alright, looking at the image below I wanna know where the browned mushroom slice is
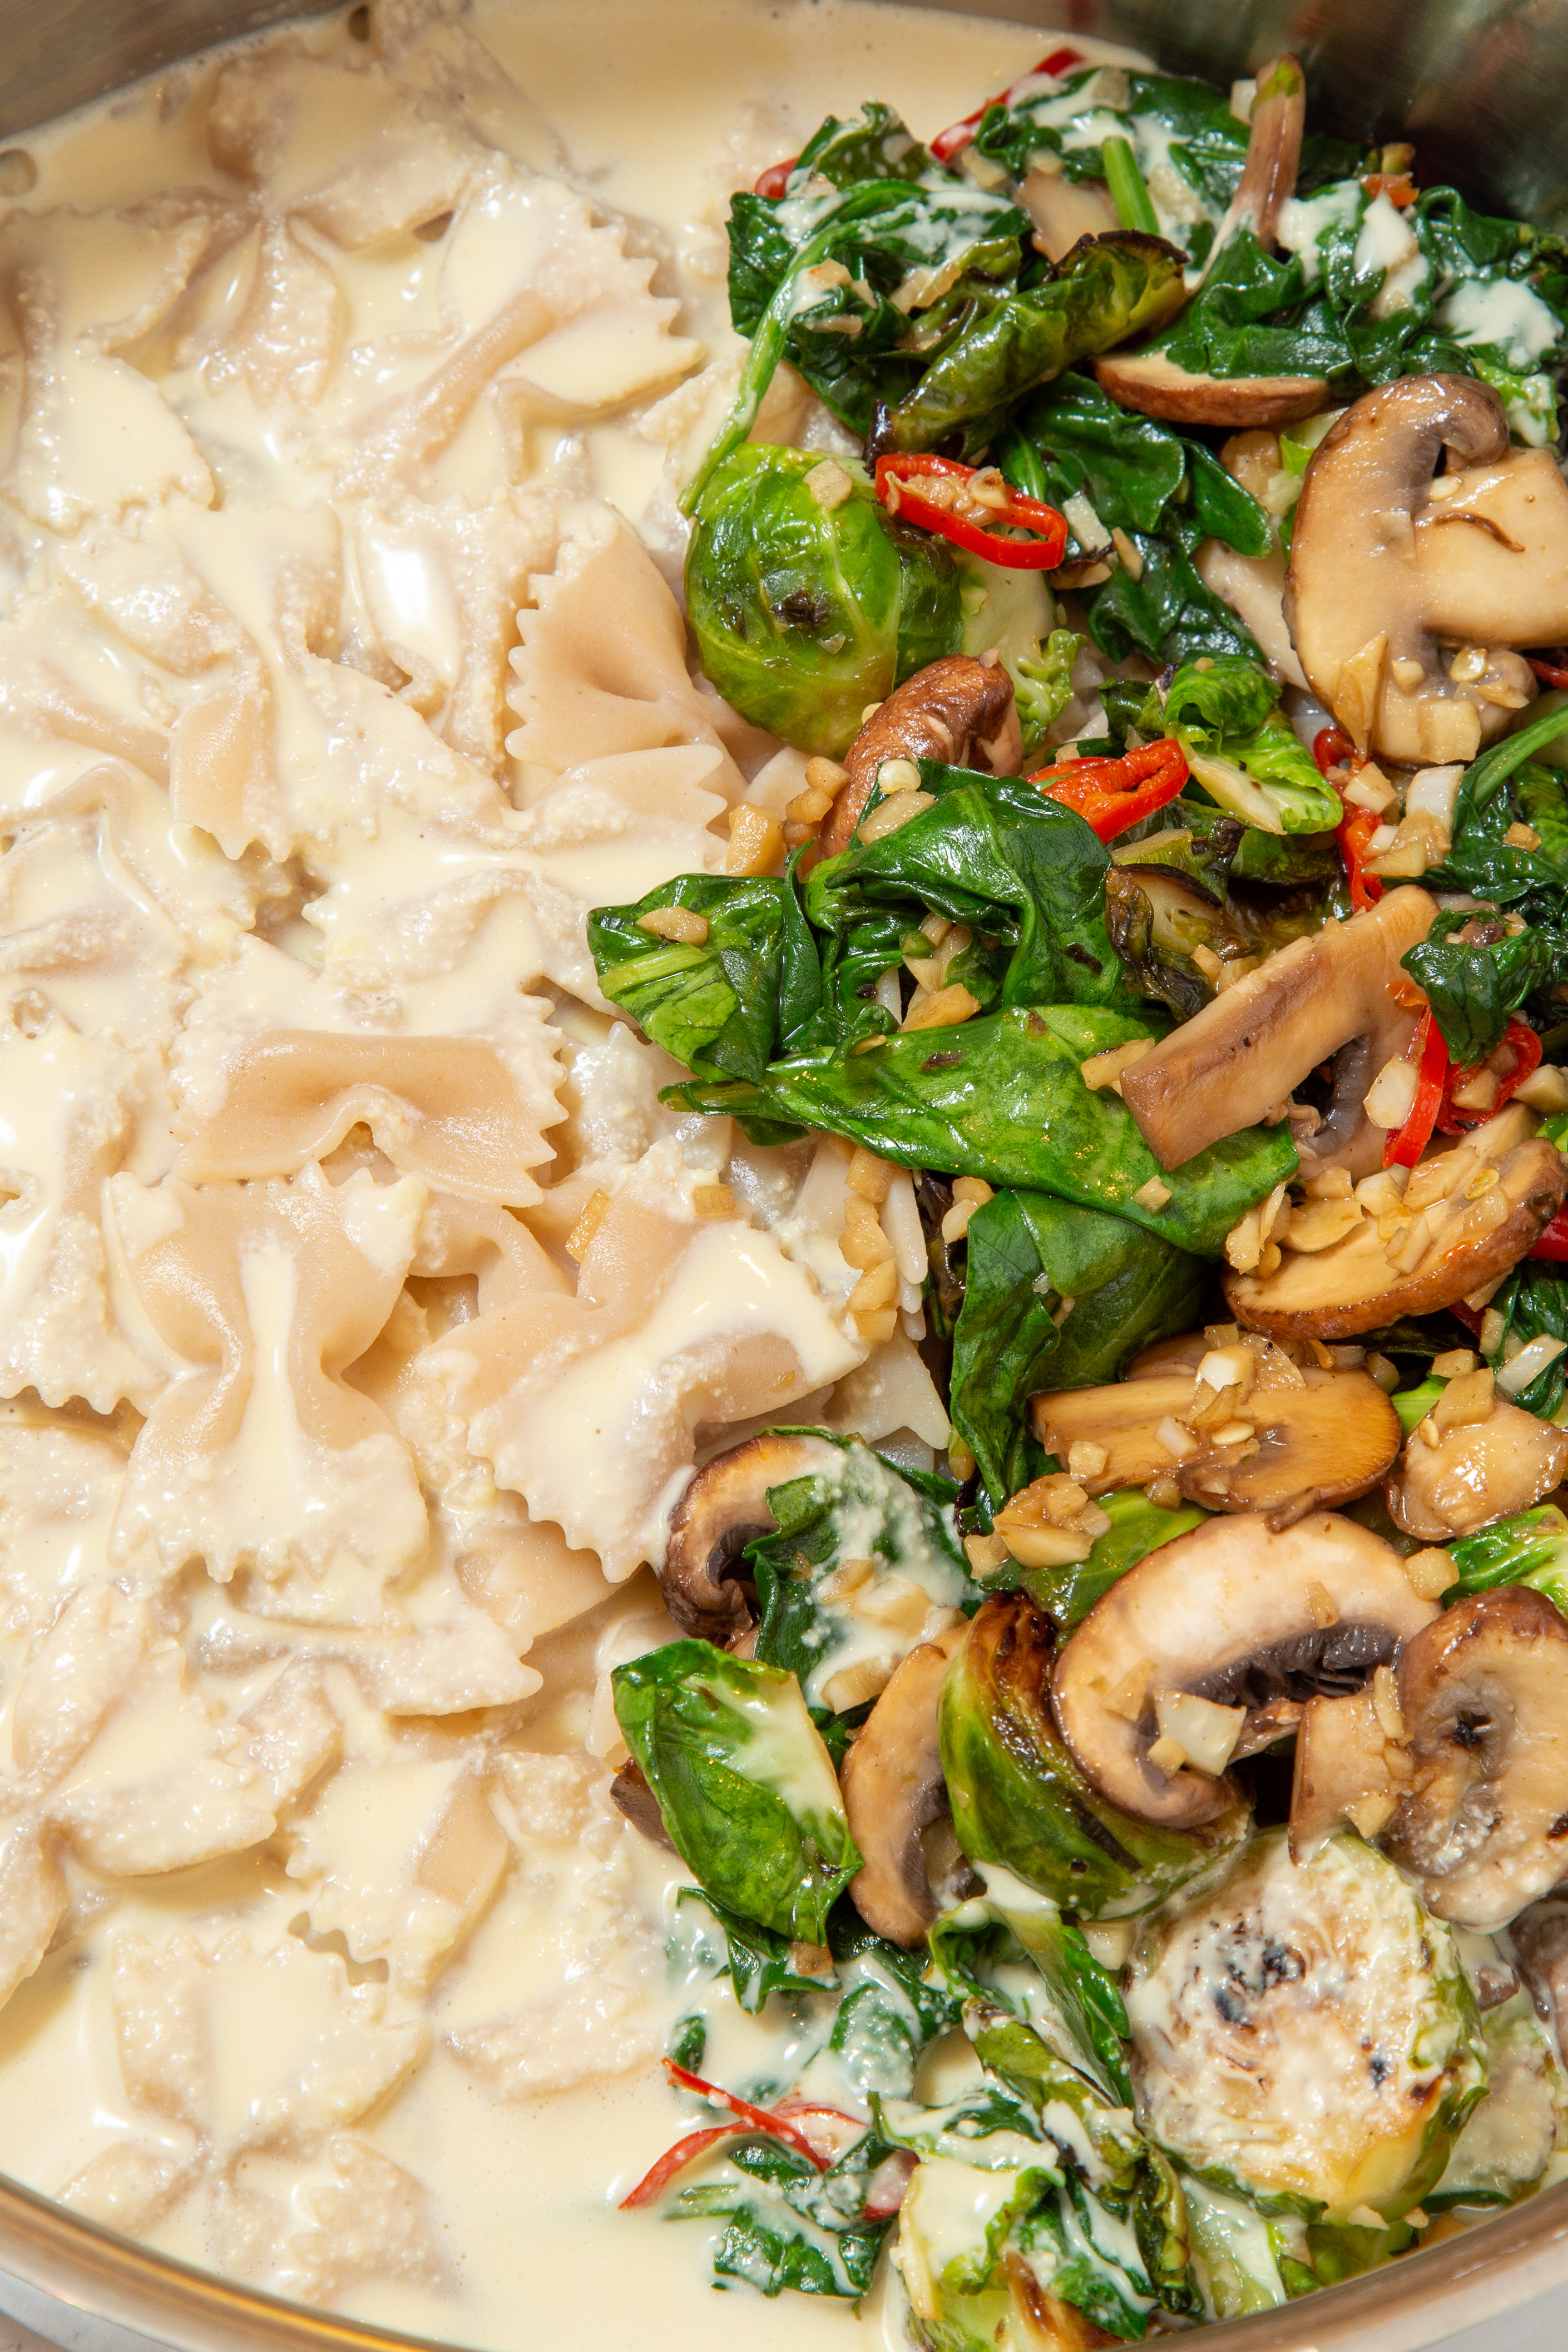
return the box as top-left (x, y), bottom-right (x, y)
top-left (1119, 887), bottom-right (1435, 1173)
top-left (817, 655), bottom-right (1021, 857)
top-left (1195, 535), bottom-right (1307, 689)
top-left (1386, 1588), bottom-right (1568, 1927)
top-left (1387, 1389), bottom-right (1568, 1542)
top-left (1226, 1107), bottom-right (1568, 1342)
top-left (1049, 1511), bottom-right (1437, 1829)
top-left (1124, 1330), bottom-right (1210, 1380)
top-left (609, 1758), bottom-right (675, 1851)
top-left (1033, 1362), bottom-right (1399, 1528)
top-left (841, 1619), bottom-right (970, 1948)
top-left (1094, 350), bottom-right (1328, 428)
top-left (1018, 166), bottom-right (1120, 264)
top-left (661, 1430), bottom-right (845, 1641)
top-left (1513, 1901), bottom-right (1568, 2062)
top-left (1285, 374), bottom-right (1568, 766)
top-left (1288, 1684), bottom-right (1407, 1861)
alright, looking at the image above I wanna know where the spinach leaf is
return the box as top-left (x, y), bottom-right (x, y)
top-left (613, 1643), bottom-right (861, 1940)
top-left (1401, 911), bottom-right (1556, 1066)
top-left (1085, 514), bottom-right (1264, 669)
top-left (793, 97), bottom-right (933, 186)
top-left (1426, 705), bottom-right (1568, 911)
top-left (1020, 1487), bottom-right (1207, 1630)
top-left (588, 864), bottom-right (820, 1083)
top-left (684, 2134), bottom-right (889, 2297)
top-left (949, 1191), bottom-right (1205, 1507)
top-left (743, 1431), bottom-right (971, 1706)
top-left (665, 1005), bottom-right (1298, 1255)
top-left (686, 1890), bottom-right (841, 2014)
top-left (804, 758), bottom-right (1141, 1017)
top-left (1480, 1267), bottom-right (1568, 1419)
top-left (1011, 370), bottom-right (1187, 536)
top-left (1156, 229), bottom-right (1352, 387)
top-left (886, 230), bottom-right (1186, 456)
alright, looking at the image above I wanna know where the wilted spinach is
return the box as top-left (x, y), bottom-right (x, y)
top-left (1479, 1266), bottom-right (1568, 1420)
top-left (1401, 909), bottom-right (1558, 1067)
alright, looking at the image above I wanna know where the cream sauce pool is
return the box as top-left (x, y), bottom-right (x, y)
top-left (0, 4), bottom-right (1149, 2350)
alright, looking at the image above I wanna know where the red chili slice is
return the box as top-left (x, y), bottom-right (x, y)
top-left (931, 47), bottom-right (1084, 160)
top-left (619, 2124), bottom-right (738, 2210)
top-left (754, 156), bottom-right (799, 197)
top-left (1383, 1009), bottom-right (1449, 1169)
top-left (1313, 728), bottom-right (1384, 910)
top-left (1437, 1017), bottom-right (1543, 1136)
top-left (1528, 656), bottom-right (1568, 691)
top-left (1030, 737), bottom-right (1189, 842)
top-left (664, 2061), bottom-right (829, 2170)
top-left (875, 453), bottom-right (1069, 569)
top-left (1530, 1205), bottom-right (1568, 1262)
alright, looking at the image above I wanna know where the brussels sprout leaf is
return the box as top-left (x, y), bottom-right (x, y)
top-left (1020, 1487), bottom-right (1208, 1631)
top-left (1443, 1502), bottom-right (1568, 1619)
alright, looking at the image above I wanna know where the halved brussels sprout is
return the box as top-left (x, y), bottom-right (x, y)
top-left (1125, 1829), bottom-right (1486, 2223)
top-left (938, 1597), bottom-right (1250, 1920)
top-left (1428, 1987), bottom-right (1568, 2210)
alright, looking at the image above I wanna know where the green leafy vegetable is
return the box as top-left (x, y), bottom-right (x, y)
top-left (938, 1595), bottom-right (1249, 1917)
top-left (674, 1888), bottom-right (840, 2015)
top-left (1423, 701), bottom-right (1568, 912)
top-left (1164, 655), bottom-right (1341, 834)
top-left (612, 1642), bottom-right (861, 1940)
top-left (1443, 1503), bottom-right (1568, 1619)
top-left (1401, 910), bottom-right (1556, 1067)
top-left (1480, 1266), bottom-right (1568, 1419)
top-left (740, 1430), bottom-right (971, 1706)
top-left (948, 1191), bottom-right (1204, 1507)
top-left (1020, 1488), bottom-right (1207, 1632)
top-left (587, 864), bottom-right (820, 1083)
top-left (666, 1005), bottom-right (1298, 1256)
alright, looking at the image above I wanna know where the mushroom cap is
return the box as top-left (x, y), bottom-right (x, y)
top-left (818, 655), bottom-right (1020, 857)
top-left (1051, 1511), bottom-right (1438, 1828)
top-left (841, 1618), bottom-right (968, 1948)
top-left (609, 1758), bottom-right (676, 1851)
top-left (1388, 1587), bottom-right (1568, 1927)
top-left (1094, 350), bottom-right (1328, 427)
top-left (1387, 1396), bottom-right (1568, 1543)
top-left (1285, 374), bottom-right (1568, 765)
top-left (1120, 887), bottom-right (1435, 1173)
top-left (1032, 1362), bottom-right (1401, 1528)
top-left (1512, 1900), bottom-right (1568, 2064)
top-left (661, 1430), bottom-right (847, 1640)
top-left (1226, 1109), bottom-right (1568, 1341)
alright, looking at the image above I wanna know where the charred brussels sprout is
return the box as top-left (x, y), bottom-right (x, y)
top-left (686, 444), bottom-right (962, 757)
top-left (938, 1595), bottom-right (1249, 1919)
top-left (1126, 1829), bottom-right (1486, 2223)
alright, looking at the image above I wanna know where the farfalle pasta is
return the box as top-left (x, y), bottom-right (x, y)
top-left (0, 4), bottom-right (970, 2343)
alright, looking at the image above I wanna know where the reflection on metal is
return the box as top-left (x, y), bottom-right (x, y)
top-left (0, 2), bottom-right (1566, 2350)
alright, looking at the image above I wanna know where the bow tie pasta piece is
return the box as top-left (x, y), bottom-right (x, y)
top-left (279, 2139), bottom-right (453, 2305)
top-left (106, 1165), bottom-right (429, 1587)
top-left (239, 1663), bottom-right (343, 1817)
top-left (0, 809), bottom-right (190, 1064)
top-left (285, 1756), bottom-right (512, 1995)
top-left (171, 937), bottom-right (564, 1202)
top-left (13, 1584), bottom-right (276, 1876)
top-left (0, 200), bottom-right (232, 530)
top-left (423, 1139), bottom-right (863, 1579)
top-left (110, 1924), bottom-right (428, 2155)
top-left (0, 1395), bottom-right (130, 1629)
top-left (0, 1826), bottom-right (67, 2013)
top-left (0, 1019), bottom-right (161, 1414)
top-left (506, 505), bottom-right (751, 795)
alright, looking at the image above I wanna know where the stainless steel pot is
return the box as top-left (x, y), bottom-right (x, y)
top-left (1, 2), bottom-right (1567, 2348)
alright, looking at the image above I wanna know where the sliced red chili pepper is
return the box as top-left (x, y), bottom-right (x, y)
top-left (862, 2148), bottom-right (918, 2221)
top-left (1383, 1009), bottom-right (1449, 1169)
top-left (1530, 1205), bottom-right (1568, 1262)
top-left (754, 157), bottom-right (798, 199)
top-left (619, 2124), bottom-right (737, 2210)
top-left (1313, 729), bottom-right (1384, 910)
top-left (931, 48), bottom-right (1084, 161)
top-left (875, 453), bottom-right (1069, 569)
top-left (1437, 1017), bottom-right (1543, 1135)
top-left (1450, 1299), bottom-right (1486, 1338)
top-left (1528, 656), bottom-right (1568, 691)
top-left (664, 2061), bottom-right (829, 2170)
top-left (1361, 171), bottom-right (1417, 207)
top-left (1030, 737), bottom-right (1189, 842)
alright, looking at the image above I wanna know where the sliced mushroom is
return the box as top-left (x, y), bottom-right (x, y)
top-left (1095, 350), bottom-right (1328, 428)
top-left (1226, 1105), bottom-right (1568, 1341)
top-left (1289, 1684), bottom-right (1406, 1861)
top-left (1119, 887), bottom-right (1435, 1173)
top-left (1512, 1900), bottom-right (1568, 2063)
top-left (1032, 1362), bottom-right (1400, 1529)
top-left (818, 655), bottom-right (1021, 857)
top-left (661, 1430), bottom-right (845, 1640)
top-left (1386, 1588), bottom-right (1568, 1927)
top-left (1095, 60), bottom-right (1317, 429)
top-left (1195, 534), bottom-right (1309, 689)
top-left (1387, 1392), bottom-right (1568, 1542)
top-left (1050, 1511), bottom-right (1438, 1829)
top-left (610, 1758), bottom-right (676, 1851)
top-left (842, 1619), bottom-right (970, 1947)
top-left (1018, 166), bottom-right (1120, 264)
top-left (1285, 375), bottom-right (1568, 766)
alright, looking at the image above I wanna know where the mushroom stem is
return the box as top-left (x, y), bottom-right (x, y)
top-left (1204, 55), bottom-right (1306, 269)
top-left (841, 1619), bottom-right (969, 1946)
top-left (1119, 887), bottom-right (1436, 1172)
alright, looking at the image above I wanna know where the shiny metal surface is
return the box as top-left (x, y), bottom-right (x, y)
top-left (0, 1), bottom-right (1566, 2349)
